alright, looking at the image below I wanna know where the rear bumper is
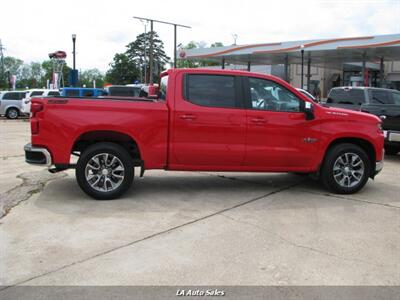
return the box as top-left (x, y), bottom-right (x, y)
top-left (24, 143), bottom-right (52, 166)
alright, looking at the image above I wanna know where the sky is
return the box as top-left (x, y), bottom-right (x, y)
top-left (1, 0), bottom-right (399, 72)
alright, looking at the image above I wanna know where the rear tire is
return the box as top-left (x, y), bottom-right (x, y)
top-left (321, 143), bottom-right (370, 194)
top-left (6, 108), bottom-right (19, 119)
top-left (76, 142), bottom-right (134, 200)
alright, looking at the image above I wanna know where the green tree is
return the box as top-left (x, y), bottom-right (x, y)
top-left (79, 68), bottom-right (105, 88)
top-left (105, 53), bottom-right (140, 85)
top-left (125, 31), bottom-right (170, 83)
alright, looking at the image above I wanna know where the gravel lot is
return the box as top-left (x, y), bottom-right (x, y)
top-left (0, 118), bottom-right (399, 288)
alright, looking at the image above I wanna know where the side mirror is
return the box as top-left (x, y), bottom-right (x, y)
top-left (304, 101), bottom-right (315, 120)
top-left (148, 85), bottom-right (159, 99)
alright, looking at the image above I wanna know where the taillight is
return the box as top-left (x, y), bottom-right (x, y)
top-left (31, 102), bottom-right (43, 117)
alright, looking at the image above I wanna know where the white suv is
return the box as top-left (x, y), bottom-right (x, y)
top-left (21, 89), bottom-right (60, 113)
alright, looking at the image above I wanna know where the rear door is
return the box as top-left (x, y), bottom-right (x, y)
top-left (170, 72), bottom-right (246, 167)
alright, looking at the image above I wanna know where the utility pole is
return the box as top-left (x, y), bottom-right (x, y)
top-left (133, 16), bottom-right (191, 83)
top-left (0, 39), bottom-right (5, 88)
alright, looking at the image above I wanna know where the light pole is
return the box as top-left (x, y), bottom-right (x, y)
top-left (72, 34), bottom-right (76, 70)
top-left (300, 44), bottom-right (305, 89)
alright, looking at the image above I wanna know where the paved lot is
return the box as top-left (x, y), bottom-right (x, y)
top-left (0, 119), bottom-right (399, 287)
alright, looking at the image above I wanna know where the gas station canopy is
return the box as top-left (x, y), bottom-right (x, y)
top-left (179, 34), bottom-right (400, 67)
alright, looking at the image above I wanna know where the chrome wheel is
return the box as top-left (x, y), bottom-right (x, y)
top-left (333, 152), bottom-right (365, 188)
top-left (85, 153), bottom-right (125, 192)
top-left (7, 109), bottom-right (18, 119)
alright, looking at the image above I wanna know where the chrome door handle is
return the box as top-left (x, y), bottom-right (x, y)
top-left (179, 114), bottom-right (197, 120)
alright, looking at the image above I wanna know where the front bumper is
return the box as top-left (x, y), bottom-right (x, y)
top-left (24, 143), bottom-right (52, 166)
top-left (384, 130), bottom-right (400, 143)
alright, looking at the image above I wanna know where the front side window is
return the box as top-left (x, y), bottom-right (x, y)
top-left (248, 78), bottom-right (300, 112)
top-left (48, 91), bottom-right (60, 96)
top-left (370, 90), bottom-right (392, 104)
top-left (65, 90), bottom-right (80, 97)
top-left (185, 74), bottom-right (236, 108)
top-left (392, 92), bottom-right (400, 105)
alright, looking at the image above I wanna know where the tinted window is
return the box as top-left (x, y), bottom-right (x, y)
top-left (185, 74), bottom-right (236, 108)
top-left (392, 92), bottom-right (400, 105)
top-left (48, 91), bottom-right (60, 96)
top-left (30, 91), bottom-right (44, 97)
top-left (3, 92), bottom-right (21, 100)
top-left (65, 90), bottom-right (80, 97)
top-left (108, 87), bottom-right (140, 97)
top-left (370, 90), bottom-right (393, 104)
top-left (327, 89), bottom-right (365, 105)
top-left (248, 78), bottom-right (300, 112)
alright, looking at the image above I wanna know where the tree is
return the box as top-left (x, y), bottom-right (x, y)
top-left (125, 31), bottom-right (170, 83)
top-left (105, 53), bottom-right (140, 85)
top-left (79, 68), bottom-right (105, 88)
top-left (41, 60), bottom-right (71, 88)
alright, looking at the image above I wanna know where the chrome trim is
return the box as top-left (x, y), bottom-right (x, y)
top-left (24, 143), bottom-right (52, 166)
top-left (388, 132), bottom-right (400, 142)
top-left (375, 160), bottom-right (384, 173)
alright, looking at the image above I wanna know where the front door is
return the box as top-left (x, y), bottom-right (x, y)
top-left (170, 73), bottom-right (246, 168)
top-left (243, 77), bottom-right (320, 170)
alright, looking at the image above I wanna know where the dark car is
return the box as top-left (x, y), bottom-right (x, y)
top-left (327, 87), bottom-right (400, 155)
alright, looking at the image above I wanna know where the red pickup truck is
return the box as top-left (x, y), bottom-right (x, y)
top-left (24, 69), bottom-right (384, 200)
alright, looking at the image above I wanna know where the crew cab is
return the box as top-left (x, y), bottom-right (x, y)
top-left (24, 69), bottom-right (384, 200)
top-left (327, 86), bottom-right (400, 155)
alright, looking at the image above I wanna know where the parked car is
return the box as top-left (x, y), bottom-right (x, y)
top-left (327, 86), bottom-right (400, 155)
top-left (25, 69), bottom-right (384, 200)
top-left (21, 89), bottom-right (60, 114)
top-left (60, 88), bottom-right (105, 97)
top-left (0, 91), bottom-right (27, 119)
top-left (296, 88), bottom-right (317, 102)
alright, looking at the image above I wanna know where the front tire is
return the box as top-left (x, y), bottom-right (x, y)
top-left (321, 143), bottom-right (371, 194)
top-left (76, 142), bottom-right (134, 200)
top-left (6, 108), bottom-right (19, 119)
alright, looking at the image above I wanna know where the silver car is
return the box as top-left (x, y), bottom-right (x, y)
top-left (0, 91), bottom-right (27, 119)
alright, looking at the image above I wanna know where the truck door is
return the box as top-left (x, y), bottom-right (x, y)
top-left (170, 73), bottom-right (246, 167)
top-left (243, 77), bottom-right (320, 169)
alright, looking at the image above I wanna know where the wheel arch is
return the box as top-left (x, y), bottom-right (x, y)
top-left (324, 137), bottom-right (376, 177)
top-left (71, 130), bottom-right (142, 161)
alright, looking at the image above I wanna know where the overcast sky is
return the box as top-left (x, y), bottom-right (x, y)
top-left (1, 0), bottom-right (399, 72)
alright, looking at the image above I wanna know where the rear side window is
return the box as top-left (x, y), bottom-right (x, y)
top-left (48, 91), bottom-right (60, 96)
top-left (184, 74), bottom-right (236, 108)
top-left (65, 90), bottom-right (80, 97)
top-left (3, 92), bottom-right (22, 100)
top-left (370, 90), bottom-right (393, 104)
top-left (30, 91), bottom-right (44, 97)
top-left (327, 89), bottom-right (365, 105)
